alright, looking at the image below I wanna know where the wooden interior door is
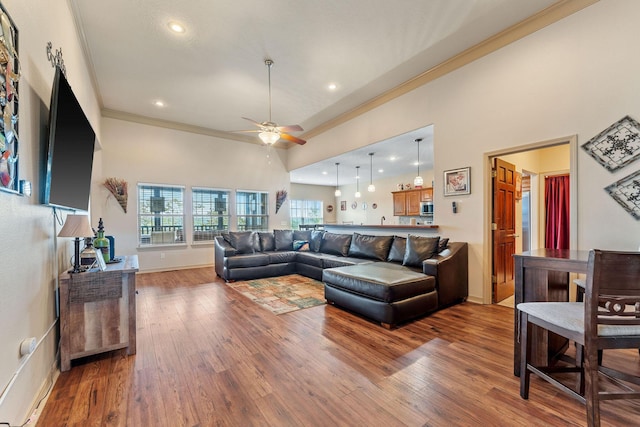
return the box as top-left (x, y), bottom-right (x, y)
top-left (492, 158), bottom-right (517, 303)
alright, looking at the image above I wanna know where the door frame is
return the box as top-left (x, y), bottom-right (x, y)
top-left (481, 135), bottom-right (579, 305)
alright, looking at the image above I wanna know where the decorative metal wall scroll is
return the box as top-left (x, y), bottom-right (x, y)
top-left (583, 115), bottom-right (640, 220)
top-left (582, 115), bottom-right (640, 172)
top-left (0, 2), bottom-right (19, 194)
top-left (46, 41), bottom-right (66, 78)
top-left (604, 169), bottom-right (640, 220)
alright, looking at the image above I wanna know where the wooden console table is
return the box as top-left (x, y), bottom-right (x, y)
top-left (59, 255), bottom-right (139, 372)
top-left (513, 249), bottom-right (589, 376)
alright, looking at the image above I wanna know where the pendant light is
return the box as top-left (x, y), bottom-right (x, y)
top-left (334, 162), bottom-right (342, 197)
top-left (414, 138), bottom-right (424, 188)
top-left (355, 166), bottom-right (361, 198)
top-left (367, 153), bottom-right (376, 192)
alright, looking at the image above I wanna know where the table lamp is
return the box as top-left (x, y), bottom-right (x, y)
top-left (58, 214), bottom-right (95, 273)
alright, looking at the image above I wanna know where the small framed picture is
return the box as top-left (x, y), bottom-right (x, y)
top-left (340, 200), bottom-right (347, 211)
top-left (95, 253), bottom-right (107, 271)
top-left (444, 167), bottom-right (470, 196)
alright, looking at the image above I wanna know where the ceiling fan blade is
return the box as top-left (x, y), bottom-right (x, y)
top-left (280, 133), bottom-right (306, 145)
top-left (276, 124), bottom-right (304, 132)
top-left (241, 117), bottom-right (264, 128)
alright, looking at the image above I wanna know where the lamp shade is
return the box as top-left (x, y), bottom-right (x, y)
top-left (58, 214), bottom-right (95, 238)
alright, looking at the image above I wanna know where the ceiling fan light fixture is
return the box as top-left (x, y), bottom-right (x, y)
top-left (259, 130), bottom-right (280, 145)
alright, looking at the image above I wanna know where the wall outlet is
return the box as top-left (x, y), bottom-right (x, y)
top-left (160, 253), bottom-right (165, 259)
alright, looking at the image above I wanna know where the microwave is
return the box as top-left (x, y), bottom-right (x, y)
top-left (420, 201), bottom-right (434, 216)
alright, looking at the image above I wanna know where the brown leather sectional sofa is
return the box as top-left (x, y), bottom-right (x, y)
top-left (214, 230), bottom-right (468, 327)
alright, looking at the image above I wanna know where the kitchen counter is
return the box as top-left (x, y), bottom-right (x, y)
top-left (299, 223), bottom-right (438, 230)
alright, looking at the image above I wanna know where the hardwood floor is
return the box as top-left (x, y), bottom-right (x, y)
top-left (38, 268), bottom-right (640, 426)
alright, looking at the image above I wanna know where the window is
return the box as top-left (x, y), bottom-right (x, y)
top-left (138, 184), bottom-right (185, 245)
top-left (192, 187), bottom-right (230, 242)
top-left (290, 200), bottom-right (323, 230)
top-left (236, 191), bottom-right (268, 231)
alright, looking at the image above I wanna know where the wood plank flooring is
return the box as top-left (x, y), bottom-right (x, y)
top-left (38, 268), bottom-right (640, 426)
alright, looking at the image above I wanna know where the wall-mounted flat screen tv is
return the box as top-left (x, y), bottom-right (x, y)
top-left (44, 67), bottom-right (96, 212)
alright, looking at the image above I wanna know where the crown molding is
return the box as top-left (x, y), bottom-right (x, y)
top-left (301, 0), bottom-right (599, 140)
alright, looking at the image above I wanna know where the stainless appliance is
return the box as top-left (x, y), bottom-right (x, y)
top-left (420, 201), bottom-right (434, 216)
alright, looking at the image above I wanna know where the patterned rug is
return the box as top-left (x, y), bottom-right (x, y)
top-left (226, 274), bottom-right (326, 315)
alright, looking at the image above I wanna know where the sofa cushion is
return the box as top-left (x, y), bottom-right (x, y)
top-left (274, 229), bottom-right (294, 251)
top-left (322, 256), bottom-right (372, 269)
top-left (258, 232), bottom-right (275, 252)
top-left (293, 240), bottom-right (310, 251)
top-left (320, 232), bottom-right (352, 256)
top-left (293, 230), bottom-right (312, 242)
top-left (225, 253), bottom-right (269, 268)
top-left (296, 251), bottom-right (325, 268)
top-left (348, 233), bottom-right (394, 261)
top-left (403, 235), bottom-right (440, 267)
top-left (227, 231), bottom-right (256, 254)
top-left (438, 237), bottom-right (450, 253)
top-left (387, 236), bottom-right (406, 263)
top-left (310, 230), bottom-right (324, 252)
top-left (267, 251), bottom-right (297, 264)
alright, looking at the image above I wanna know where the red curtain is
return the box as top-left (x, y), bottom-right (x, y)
top-left (545, 175), bottom-right (570, 249)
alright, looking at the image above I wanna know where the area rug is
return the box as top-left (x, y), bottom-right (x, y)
top-left (226, 274), bottom-right (325, 315)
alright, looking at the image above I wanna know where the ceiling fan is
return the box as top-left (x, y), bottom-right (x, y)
top-left (236, 59), bottom-right (306, 145)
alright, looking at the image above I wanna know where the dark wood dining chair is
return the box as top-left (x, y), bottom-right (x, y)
top-left (517, 249), bottom-right (640, 426)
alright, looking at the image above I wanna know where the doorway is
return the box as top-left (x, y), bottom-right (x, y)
top-left (485, 136), bottom-right (577, 305)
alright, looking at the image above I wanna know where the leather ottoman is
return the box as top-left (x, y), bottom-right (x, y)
top-left (322, 263), bottom-right (437, 328)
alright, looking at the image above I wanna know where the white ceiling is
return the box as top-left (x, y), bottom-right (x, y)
top-left (71, 0), bottom-right (560, 185)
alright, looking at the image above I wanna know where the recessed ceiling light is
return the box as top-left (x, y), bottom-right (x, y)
top-left (168, 21), bottom-right (185, 33)
top-left (390, 156), bottom-right (397, 161)
top-left (322, 171), bottom-right (328, 175)
top-left (154, 100), bottom-right (165, 107)
top-left (327, 83), bottom-right (337, 91)
top-left (378, 168), bottom-right (384, 173)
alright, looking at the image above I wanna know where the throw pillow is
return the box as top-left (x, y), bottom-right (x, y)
top-left (348, 233), bottom-right (394, 261)
top-left (319, 232), bottom-right (352, 256)
top-left (387, 236), bottom-right (406, 263)
top-left (293, 230), bottom-right (312, 241)
top-left (293, 240), bottom-right (310, 251)
top-left (274, 229), bottom-right (294, 251)
top-left (227, 231), bottom-right (256, 254)
top-left (310, 230), bottom-right (324, 252)
top-left (258, 232), bottom-right (275, 252)
top-left (438, 238), bottom-right (450, 253)
top-left (402, 235), bottom-right (440, 267)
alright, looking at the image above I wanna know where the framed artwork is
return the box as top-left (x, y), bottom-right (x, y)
top-left (604, 169), bottom-right (640, 220)
top-left (582, 115), bottom-right (640, 172)
top-left (444, 167), bottom-right (470, 196)
top-left (340, 200), bottom-right (346, 211)
top-left (0, 3), bottom-right (20, 194)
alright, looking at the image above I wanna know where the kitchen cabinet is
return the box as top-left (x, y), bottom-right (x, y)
top-left (393, 192), bottom-right (406, 216)
top-left (420, 188), bottom-right (433, 202)
top-left (392, 188), bottom-right (432, 216)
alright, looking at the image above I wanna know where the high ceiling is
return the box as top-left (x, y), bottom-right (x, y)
top-left (71, 0), bottom-right (562, 184)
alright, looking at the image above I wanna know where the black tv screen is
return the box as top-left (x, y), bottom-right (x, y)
top-left (44, 67), bottom-right (96, 212)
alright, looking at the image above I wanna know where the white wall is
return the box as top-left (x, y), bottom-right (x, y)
top-left (0, 0), bottom-right (102, 423)
top-left (288, 0), bottom-right (640, 302)
top-left (94, 117), bottom-right (291, 272)
top-left (289, 183), bottom-right (337, 224)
